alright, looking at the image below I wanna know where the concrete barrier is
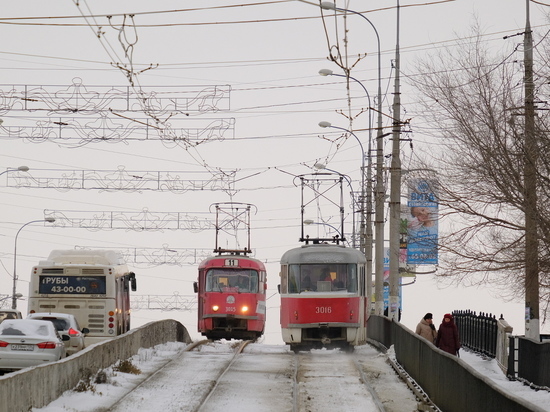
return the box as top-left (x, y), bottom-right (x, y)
top-left (0, 319), bottom-right (191, 412)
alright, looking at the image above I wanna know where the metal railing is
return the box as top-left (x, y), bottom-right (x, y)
top-left (366, 315), bottom-right (543, 412)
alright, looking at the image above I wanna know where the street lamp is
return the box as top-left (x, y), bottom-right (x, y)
top-left (314, 163), bottom-right (357, 248)
top-left (318, 122), bottom-right (365, 246)
top-left (319, 68), bottom-right (374, 314)
top-left (304, 219), bottom-right (344, 242)
top-left (0, 166), bottom-right (30, 178)
top-left (320, 2), bottom-right (386, 316)
top-left (12, 217), bottom-right (55, 309)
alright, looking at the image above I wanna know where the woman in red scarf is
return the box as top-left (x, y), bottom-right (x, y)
top-left (436, 313), bottom-right (461, 356)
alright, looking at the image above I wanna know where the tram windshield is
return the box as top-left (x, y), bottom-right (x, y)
top-left (287, 264), bottom-right (358, 293)
top-left (205, 269), bottom-right (259, 293)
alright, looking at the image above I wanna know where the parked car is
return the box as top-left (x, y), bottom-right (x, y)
top-left (0, 310), bottom-right (22, 323)
top-left (0, 319), bottom-right (68, 372)
top-left (27, 313), bottom-right (89, 356)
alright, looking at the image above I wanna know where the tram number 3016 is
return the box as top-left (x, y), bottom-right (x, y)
top-left (316, 306), bottom-right (332, 314)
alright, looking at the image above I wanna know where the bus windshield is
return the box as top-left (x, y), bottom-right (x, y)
top-left (205, 269), bottom-right (259, 293)
top-left (287, 264), bottom-right (357, 293)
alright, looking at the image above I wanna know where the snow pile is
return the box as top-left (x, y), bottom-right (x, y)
top-left (32, 341), bottom-right (188, 412)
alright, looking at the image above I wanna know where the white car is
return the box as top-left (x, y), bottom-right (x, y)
top-left (0, 309), bottom-right (22, 323)
top-left (0, 319), bottom-right (68, 372)
top-left (27, 313), bottom-right (89, 356)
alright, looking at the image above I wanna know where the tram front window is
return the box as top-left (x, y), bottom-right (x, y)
top-left (288, 264), bottom-right (358, 293)
top-left (205, 269), bottom-right (259, 293)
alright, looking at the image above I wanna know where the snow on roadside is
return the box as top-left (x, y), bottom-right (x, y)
top-left (32, 341), bottom-right (189, 412)
top-left (459, 349), bottom-right (550, 411)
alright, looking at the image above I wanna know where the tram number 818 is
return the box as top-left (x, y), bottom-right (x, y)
top-left (315, 306), bottom-right (332, 314)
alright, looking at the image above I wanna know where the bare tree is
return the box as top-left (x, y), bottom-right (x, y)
top-left (409, 25), bottom-right (550, 321)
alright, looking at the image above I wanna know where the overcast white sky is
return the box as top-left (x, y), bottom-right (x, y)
top-left (1, 1), bottom-right (549, 344)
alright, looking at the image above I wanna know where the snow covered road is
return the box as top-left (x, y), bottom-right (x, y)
top-left (34, 341), bottom-right (419, 412)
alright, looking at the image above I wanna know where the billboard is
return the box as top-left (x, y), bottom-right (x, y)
top-left (404, 178), bottom-right (438, 265)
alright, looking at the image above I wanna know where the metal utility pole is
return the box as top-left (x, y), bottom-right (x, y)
top-left (373, 25), bottom-right (385, 318)
top-left (523, 0), bottom-right (539, 340)
top-left (388, 0), bottom-right (402, 321)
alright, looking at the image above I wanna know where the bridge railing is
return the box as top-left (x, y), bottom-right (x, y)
top-left (367, 315), bottom-right (544, 412)
top-left (452, 310), bottom-right (513, 372)
top-left (507, 335), bottom-right (550, 389)
top-left (0, 319), bottom-right (191, 412)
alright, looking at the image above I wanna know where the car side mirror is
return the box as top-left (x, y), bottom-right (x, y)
top-left (193, 282), bottom-right (198, 293)
top-left (61, 334), bottom-right (71, 341)
top-left (81, 328), bottom-right (90, 335)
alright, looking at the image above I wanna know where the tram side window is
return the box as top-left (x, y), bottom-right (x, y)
top-left (288, 265), bottom-right (299, 293)
top-left (347, 264), bottom-right (358, 293)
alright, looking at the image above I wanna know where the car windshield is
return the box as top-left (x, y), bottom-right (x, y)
top-left (0, 312), bottom-right (19, 322)
top-left (38, 318), bottom-right (70, 331)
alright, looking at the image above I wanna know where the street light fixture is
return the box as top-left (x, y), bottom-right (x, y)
top-left (304, 219), bottom-right (344, 241)
top-left (320, 1), bottom-right (386, 316)
top-left (313, 163), bottom-right (357, 248)
top-left (319, 68), bottom-right (375, 314)
top-left (12, 217), bottom-right (56, 309)
top-left (0, 166), bottom-right (30, 178)
top-left (318, 122), bottom-right (365, 229)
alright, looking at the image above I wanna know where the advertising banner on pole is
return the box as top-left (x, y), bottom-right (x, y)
top-left (404, 178), bottom-right (438, 265)
top-left (383, 247), bottom-right (403, 313)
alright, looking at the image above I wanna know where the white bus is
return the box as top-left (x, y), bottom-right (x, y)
top-left (28, 250), bottom-right (137, 345)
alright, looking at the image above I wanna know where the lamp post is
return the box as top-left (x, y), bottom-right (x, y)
top-left (12, 217), bottom-right (55, 309)
top-left (320, 2), bottom-right (385, 316)
top-left (319, 68), bottom-right (374, 315)
top-left (0, 166), bottom-right (30, 178)
top-left (314, 163), bottom-right (356, 248)
top-left (304, 219), bottom-right (344, 242)
top-left (318, 123), bottom-right (365, 232)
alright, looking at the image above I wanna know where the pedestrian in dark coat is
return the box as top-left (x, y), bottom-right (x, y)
top-left (415, 312), bottom-right (437, 344)
top-left (436, 313), bottom-right (461, 356)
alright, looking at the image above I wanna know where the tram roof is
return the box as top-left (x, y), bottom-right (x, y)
top-left (198, 253), bottom-right (267, 270)
top-left (280, 243), bottom-right (366, 265)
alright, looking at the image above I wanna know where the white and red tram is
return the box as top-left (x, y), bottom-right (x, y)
top-left (195, 254), bottom-right (267, 340)
top-left (279, 243), bottom-right (367, 351)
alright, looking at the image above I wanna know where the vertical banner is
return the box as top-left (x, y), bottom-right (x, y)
top-left (383, 247), bottom-right (403, 313)
top-left (405, 178), bottom-right (438, 265)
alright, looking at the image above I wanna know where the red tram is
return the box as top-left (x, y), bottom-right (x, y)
top-left (194, 202), bottom-right (267, 341)
top-left (279, 243), bottom-right (367, 351)
top-left (195, 254), bottom-right (267, 340)
top-left (279, 172), bottom-right (368, 351)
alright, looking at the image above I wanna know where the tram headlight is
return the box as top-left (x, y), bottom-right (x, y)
top-left (212, 305), bottom-right (219, 312)
top-left (241, 305), bottom-right (249, 313)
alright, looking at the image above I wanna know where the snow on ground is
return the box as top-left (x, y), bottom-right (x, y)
top-left (31, 341), bottom-right (550, 412)
top-left (458, 349), bottom-right (550, 411)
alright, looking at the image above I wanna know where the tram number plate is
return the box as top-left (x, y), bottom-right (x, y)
top-left (11, 344), bottom-right (34, 351)
top-left (315, 306), bottom-right (332, 314)
top-left (226, 307), bottom-right (236, 312)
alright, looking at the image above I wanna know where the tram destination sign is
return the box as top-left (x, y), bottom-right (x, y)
top-left (38, 275), bottom-right (107, 295)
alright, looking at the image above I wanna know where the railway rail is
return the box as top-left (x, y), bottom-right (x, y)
top-left (99, 341), bottom-right (418, 412)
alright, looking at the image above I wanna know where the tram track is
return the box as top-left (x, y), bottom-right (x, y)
top-left (107, 339), bottom-right (251, 412)
top-left (291, 349), bottom-right (387, 412)
top-left (194, 340), bottom-right (251, 412)
top-left (101, 341), bottom-right (416, 412)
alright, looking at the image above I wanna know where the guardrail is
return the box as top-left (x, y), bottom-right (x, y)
top-left (0, 319), bottom-right (191, 412)
top-left (367, 315), bottom-right (545, 412)
top-left (508, 335), bottom-right (550, 389)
